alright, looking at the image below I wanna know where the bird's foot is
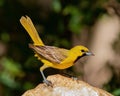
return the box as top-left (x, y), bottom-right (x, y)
top-left (71, 76), bottom-right (78, 81)
top-left (43, 79), bottom-right (53, 87)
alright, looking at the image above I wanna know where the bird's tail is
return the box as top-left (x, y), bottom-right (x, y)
top-left (20, 16), bottom-right (44, 46)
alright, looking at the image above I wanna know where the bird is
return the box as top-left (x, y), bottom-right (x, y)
top-left (20, 16), bottom-right (94, 86)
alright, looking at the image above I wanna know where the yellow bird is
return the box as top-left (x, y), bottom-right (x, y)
top-left (20, 16), bottom-right (93, 85)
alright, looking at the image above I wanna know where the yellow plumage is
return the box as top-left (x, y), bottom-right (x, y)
top-left (20, 16), bottom-right (93, 85)
top-left (20, 16), bottom-right (44, 46)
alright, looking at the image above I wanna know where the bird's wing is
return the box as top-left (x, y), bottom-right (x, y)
top-left (29, 44), bottom-right (69, 64)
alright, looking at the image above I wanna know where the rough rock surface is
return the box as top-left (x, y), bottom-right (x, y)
top-left (22, 74), bottom-right (113, 96)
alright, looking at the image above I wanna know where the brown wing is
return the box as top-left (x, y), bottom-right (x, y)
top-left (29, 44), bottom-right (69, 64)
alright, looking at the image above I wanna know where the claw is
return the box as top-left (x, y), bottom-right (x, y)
top-left (71, 77), bottom-right (78, 80)
top-left (43, 79), bottom-right (53, 87)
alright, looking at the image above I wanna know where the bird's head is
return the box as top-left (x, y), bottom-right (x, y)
top-left (71, 46), bottom-right (94, 57)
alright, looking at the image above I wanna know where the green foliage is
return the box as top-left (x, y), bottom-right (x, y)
top-left (52, 0), bottom-right (62, 13)
top-left (52, 0), bottom-right (105, 34)
top-left (63, 5), bottom-right (83, 33)
top-left (112, 89), bottom-right (120, 96)
top-left (0, 0), bottom-right (4, 6)
top-left (23, 82), bottom-right (34, 90)
top-left (1, 31), bottom-right (10, 43)
top-left (0, 57), bottom-right (24, 89)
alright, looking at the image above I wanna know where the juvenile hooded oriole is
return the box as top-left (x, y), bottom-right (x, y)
top-left (20, 16), bottom-right (93, 85)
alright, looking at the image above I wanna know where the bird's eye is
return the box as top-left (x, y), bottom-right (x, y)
top-left (81, 50), bottom-right (85, 52)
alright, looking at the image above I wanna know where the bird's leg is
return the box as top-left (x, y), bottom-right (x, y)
top-left (40, 65), bottom-right (52, 86)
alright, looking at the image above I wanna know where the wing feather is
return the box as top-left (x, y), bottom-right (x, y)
top-left (29, 44), bottom-right (69, 64)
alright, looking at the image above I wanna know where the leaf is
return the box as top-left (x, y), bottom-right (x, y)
top-left (52, 0), bottom-right (62, 13)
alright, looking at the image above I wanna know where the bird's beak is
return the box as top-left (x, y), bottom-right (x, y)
top-left (85, 52), bottom-right (94, 56)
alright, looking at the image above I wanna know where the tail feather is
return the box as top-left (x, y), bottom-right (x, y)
top-left (20, 16), bottom-right (44, 46)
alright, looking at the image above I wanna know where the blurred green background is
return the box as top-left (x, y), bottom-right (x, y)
top-left (0, 0), bottom-right (120, 95)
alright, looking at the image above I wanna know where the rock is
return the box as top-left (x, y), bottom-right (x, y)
top-left (22, 74), bottom-right (113, 96)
